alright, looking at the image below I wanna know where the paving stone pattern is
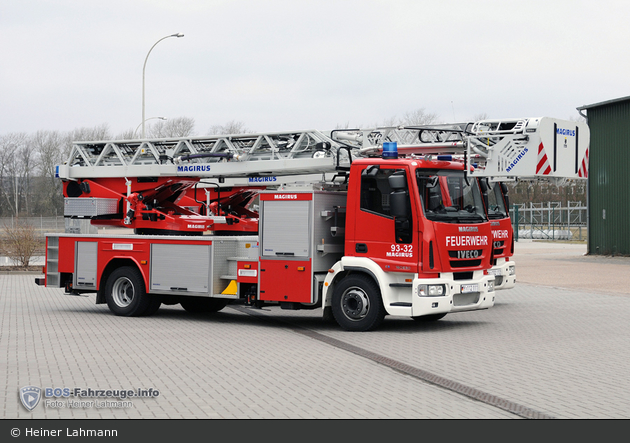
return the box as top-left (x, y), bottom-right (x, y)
top-left (1, 241), bottom-right (628, 419)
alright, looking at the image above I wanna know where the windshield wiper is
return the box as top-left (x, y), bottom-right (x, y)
top-left (456, 215), bottom-right (485, 223)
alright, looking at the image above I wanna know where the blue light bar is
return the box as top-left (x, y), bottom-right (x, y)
top-left (382, 142), bottom-right (398, 159)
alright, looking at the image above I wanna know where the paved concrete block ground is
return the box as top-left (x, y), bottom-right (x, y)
top-left (1, 240), bottom-right (629, 419)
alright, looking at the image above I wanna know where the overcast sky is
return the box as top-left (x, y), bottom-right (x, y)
top-left (2, 0), bottom-right (628, 137)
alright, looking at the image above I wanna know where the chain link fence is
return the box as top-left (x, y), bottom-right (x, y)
top-left (0, 217), bottom-right (66, 267)
top-left (0, 216), bottom-right (66, 237)
top-left (510, 202), bottom-right (587, 242)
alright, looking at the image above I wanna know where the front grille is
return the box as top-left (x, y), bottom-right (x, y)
top-left (448, 249), bottom-right (483, 259)
top-left (450, 259), bottom-right (481, 268)
top-left (453, 271), bottom-right (474, 281)
top-left (448, 249), bottom-right (483, 269)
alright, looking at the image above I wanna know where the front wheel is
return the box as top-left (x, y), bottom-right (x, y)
top-left (332, 275), bottom-right (385, 331)
top-left (105, 266), bottom-right (160, 317)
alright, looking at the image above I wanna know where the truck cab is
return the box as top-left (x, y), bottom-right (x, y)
top-left (323, 155), bottom-right (495, 330)
top-left (484, 180), bottom-right (516, 289)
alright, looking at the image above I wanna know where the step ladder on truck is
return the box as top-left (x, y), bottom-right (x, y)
top-left (36, 117), bottom-right (589, 331)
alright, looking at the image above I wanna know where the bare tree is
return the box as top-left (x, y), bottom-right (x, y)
top-left (148, 117), bottom-right (196, 138)
top-left (379, 108), bottom-right (440, 127)
top-left (62, 124), bottom-right (112, 158)
top-left (18, 136), bottom-right (36, 215)
top-left (67, 123), bottom-right (112, 141)
top-left (379, 116), bottom-right (398, 127)
top-left (0, 132), bottom-right (30, 216)
top-left (116, 128), bottom-right (136, 140)
top-left (0, 135), bottom-right (14, 215)
top-left (334, 121), bottom-right (353, 129)
top-left (208, 120), bottom-right (252, 135)
top-left (398, 108), bottom-right (440, 126)
top-left (471, 113), bottom-right (490, 122)
top-left (32, 130), bottom-right (64, 216)
top-left (0, 123), bottom-right (150, 217)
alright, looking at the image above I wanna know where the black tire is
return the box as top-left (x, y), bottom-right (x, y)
top-left (104, 266), bottom-right (160, 317)
top-left (332, 274), bottom-right (385, 331)
top-left (143, 299), bottom-right (162, 316)
top-left (180, 297), bottom-right (229, 314)
top-left (412, 313), bottom-right (447, 322)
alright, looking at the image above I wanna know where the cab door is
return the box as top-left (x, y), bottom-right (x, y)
top-left (352, 165), bottom-right (418, 273)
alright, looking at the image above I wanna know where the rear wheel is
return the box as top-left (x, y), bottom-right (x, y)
top-left (105, 266), bottom-right (160, 316)
top-left (180, 297), bottom-right (229, 314)
top-left (332, 275), bottom-right (385, 331)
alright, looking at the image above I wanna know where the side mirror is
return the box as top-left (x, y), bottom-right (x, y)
top-left (500, 182), bottom-right (510, 209)
top-left (480, 179), bottom-right (489, 213)
top-left (479, 178), bottom-right (488, 193)
top-left (388, 172), bottom-right (409, 218)
top-left (388, 172), bottom-right (407, 190)
top-left (390, 191), bottom-right (409, 218)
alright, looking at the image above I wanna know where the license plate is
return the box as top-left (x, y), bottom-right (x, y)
top-left (460, 284), bottom-right (479, 293)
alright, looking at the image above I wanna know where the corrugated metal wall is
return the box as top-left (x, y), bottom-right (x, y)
top-left (586, 100), bottom-right (630, 255)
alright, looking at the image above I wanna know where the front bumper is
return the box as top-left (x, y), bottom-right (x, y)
top-left (448, 274), bottom-right (496, 313)
top-left (488, 258), bottom-right (516, 290)
top-left (408, 272), bottom-right (495, 316)
top-left (410, 278), bottom-right (453, 318)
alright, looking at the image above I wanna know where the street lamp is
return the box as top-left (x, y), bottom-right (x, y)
top-left (134, 117), bottom-right (166, 139)
top-left (142, 33), bottom-right (184, 138)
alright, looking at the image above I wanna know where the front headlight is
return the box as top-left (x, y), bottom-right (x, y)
top-left (488, 279), bottom-right (494, 292)
top-left (508, 265), bottom-right (516, 276)
top-left (417, 284), bottom-right (445, 297)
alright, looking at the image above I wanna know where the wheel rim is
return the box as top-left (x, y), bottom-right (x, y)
top-left (340, 286), bottom-right (370, 321)
top-left (111, 277), bottom-right (134, 308)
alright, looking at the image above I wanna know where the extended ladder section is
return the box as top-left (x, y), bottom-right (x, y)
top-left (56, 117), bottom-right (589, 232)
top-left (330, 122), bottom-right (470, 155)
top-left (57, 117), bottom-right (589, 184)
top-left (329, 117), bottom-right (590, 182)
top-left (56, 130), bottom-right (353, 181)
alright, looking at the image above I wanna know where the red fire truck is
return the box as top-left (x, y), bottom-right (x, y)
top-left (36, 117), bottom-right (589, 331)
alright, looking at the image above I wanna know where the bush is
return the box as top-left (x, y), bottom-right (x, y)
top-left (1, 221), bottom-right (40, 268)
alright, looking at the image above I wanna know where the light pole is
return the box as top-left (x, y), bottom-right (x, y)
top-left (134, 117), bottom-right (166, 138)
top-left (142, 33), bottom-right (184, 138)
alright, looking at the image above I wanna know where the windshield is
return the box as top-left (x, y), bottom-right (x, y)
top-left (487, 181), bottom-right (508, 220)
top-left (417, 169), bottom-right (487, 223)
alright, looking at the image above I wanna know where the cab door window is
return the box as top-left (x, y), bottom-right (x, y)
top-left (360, 166), bottom-right (413, 243)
